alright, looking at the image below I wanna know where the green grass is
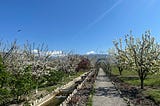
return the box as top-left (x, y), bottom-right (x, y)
top-left (112, 67), bottom-right (160, 104)
top-left (87, 95), bottom-right (93, 106)
top-left (39, 85), bottom-right (58, 92)
top-left (112, 67), bottom-right (160, 87)
top-left (144, 77), bottom-right (160, 87)
top-left (112, 67), bottom-right (137, 76)
top-left (87, 87), bottom-right (95, 106)
top-left (60, 71), bottom-right (85, 84)
top-left (120, 78), bottom-right (139, 85)
top-left (144, 89), bottom-right (160, 104)
top-left (39, 71), bottom-right (85, 92)
top-left (120, 75), bottom-right (160, 87)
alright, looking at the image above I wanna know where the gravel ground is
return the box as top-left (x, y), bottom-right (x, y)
top-left (92, 68), bottom-right (127, 106)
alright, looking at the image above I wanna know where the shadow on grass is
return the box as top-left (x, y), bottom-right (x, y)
top-left (120, 76), bottom-right (139, 81)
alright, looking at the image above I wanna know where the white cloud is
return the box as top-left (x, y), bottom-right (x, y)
top-left (32, 49), bottom-right (38, 54)
top-left (86, 51), bottom-right (96, 55)
top-left (32, 49), bottom-right (65, 57)
top-left (48, 50), bottom-right (65, 57)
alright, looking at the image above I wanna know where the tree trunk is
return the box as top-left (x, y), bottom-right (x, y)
top-left (119, 70), bottom-right (122, 75)
top-left (36, 85), bottom-right (38, 94)
top-left (118, 67), bottom-right (123, 75)
top-left (36, 81), bottom-right (38, 94)
top-left (140, 77), bottom-right (144, 89)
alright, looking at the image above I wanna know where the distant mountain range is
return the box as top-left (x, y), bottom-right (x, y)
top-left (84, 54), bottom-right (108, 64)
top-left (51, 54), bottom-right (108, 63)
top-left (85, 54), bottom-right (107, 59)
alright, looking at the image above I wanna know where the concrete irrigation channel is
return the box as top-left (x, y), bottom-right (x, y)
top-left (32, 70), bottom-right (95, 106)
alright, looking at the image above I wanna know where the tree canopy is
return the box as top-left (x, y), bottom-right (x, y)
top-left (113, 31), bottom-right (160, 89)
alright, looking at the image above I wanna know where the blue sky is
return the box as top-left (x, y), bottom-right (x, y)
top-left (0, 0), bottom-right (160, 54)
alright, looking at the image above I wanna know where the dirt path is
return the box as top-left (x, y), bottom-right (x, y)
top-left (92, 68), bottom-right (127, 106)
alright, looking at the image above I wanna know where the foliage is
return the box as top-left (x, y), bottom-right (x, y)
top-left (0, 55), bottom-right (12, 105)
top-left (76, 58), bottom-right (90, 71)
top-left (10, 66), bottom-right (35, 101)
top-left (0, 55), bottom-right (9, 88)
top-left (45, 70), bottom-right (65, 86)
top-left (0, 88), bottom-right (11, 105)
top-left (0, 40), bottom-right (88, 105)
top-left (87, 88), bottom-right (95, 106)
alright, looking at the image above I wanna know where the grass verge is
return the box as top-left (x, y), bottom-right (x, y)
top-left (111, 67), bottom-right (160, 105)
top-left (39, 71), bottom-right (85, 92)
top-left (112, 67), bottom-right (160, 87)
top-left (143, 89), bottom-right (160, 104)
top-left (87, 87), bottom-right (95, 106)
